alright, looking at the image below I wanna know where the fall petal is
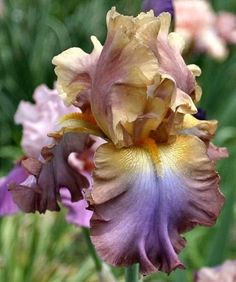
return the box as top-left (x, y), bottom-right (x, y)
top-left (88, 136), bottom-right (224, 274)
top-left (10, 133), bottom-right (90, 213)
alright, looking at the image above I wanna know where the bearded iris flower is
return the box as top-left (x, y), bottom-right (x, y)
top-left (11, 9), bottom-right (228, 275)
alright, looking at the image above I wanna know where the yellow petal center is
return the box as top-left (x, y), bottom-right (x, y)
top-left (138, 138), bottom-right (162, 176)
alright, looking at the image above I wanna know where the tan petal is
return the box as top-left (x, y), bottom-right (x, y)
top-left (52, 36), bottom-right (102, 106)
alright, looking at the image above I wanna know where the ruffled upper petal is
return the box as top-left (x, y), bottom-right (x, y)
top-left (10, 133), bottom-right (90, 213)
top-left (88, 9), bottom-right (201, 146)
top-left (90, 9), bottom-right (160, 145)
top-left (52, 36), bottom-right (102, 106)
top-left (88, 135), bottom-right (224, 274)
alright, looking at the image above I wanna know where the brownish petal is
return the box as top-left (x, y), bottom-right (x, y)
top-left (10, 133), bottom-right (90, 213)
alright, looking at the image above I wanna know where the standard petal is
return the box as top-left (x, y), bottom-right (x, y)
top-left (90, 9), bottom-right (160, 145)
top-left (0, 165), bottom-right (28, 216)
top-left (10, 133), bottom-right (90, 213)
top-left (88, 136), bottom-right (224, 274)
top-left (52, 36), bottom-right (102, 106)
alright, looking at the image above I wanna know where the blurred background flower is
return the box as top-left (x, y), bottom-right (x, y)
top-left (0, 0), bottom-right (236, 281)
top-left (195, 260), bottom-right (236, 282)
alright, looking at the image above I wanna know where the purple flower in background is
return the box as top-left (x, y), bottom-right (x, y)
top-left (143, 0), bottom-right (174, 16)
top-left (0, 165), bottom-right (28, 216)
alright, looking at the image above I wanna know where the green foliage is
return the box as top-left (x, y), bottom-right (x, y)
top-left (0, 0), bottom-right (236, 281)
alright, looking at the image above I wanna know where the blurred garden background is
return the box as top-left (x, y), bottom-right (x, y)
top-left (1, 0), bottom-right (236, 281)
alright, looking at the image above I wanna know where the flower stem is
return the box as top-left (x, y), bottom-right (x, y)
top-left (125, 264), bottom-right (139, 282)
top-left (82, 228), bottom-right (102, 272)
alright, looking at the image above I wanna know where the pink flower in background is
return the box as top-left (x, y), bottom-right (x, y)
top-left (216, 12), bottom-right (236, 44)
top-left (195, 260), bottom-right (236, 282)
top-left (2, 85), bottom-right (96, 228)
top-left (14, 85), bottom-right (76, 158)
top-left (174, 0), bottom-right (227, 59)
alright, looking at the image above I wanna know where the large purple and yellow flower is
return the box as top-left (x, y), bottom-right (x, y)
top-left (11, 8), bottom-right (227, 275)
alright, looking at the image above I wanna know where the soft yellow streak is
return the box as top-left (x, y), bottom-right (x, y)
top-left (138, 138), bottom-right (162, 176)
top-left (58, 112), bottom-right (104, 137)
top-left (60, 112), bottom-right (97, 125)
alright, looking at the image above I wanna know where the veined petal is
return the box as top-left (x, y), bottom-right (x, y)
top-left (10, 133), bottom-right (90, 213)
top-left (88, 136), bottom-right (224, 274)
top-left (52, 36), bottom-right (102, 106)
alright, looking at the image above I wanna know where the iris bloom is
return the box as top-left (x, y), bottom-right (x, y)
top-left (11, 9), bottom-right (228, 274)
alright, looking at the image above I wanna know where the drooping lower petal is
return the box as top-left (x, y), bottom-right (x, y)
top-left (88, 135), bottom-right (224, 274)
top-left (10, 133), bottom-right (90, 213)
top-left (0, 165), bottom-right (28, 216)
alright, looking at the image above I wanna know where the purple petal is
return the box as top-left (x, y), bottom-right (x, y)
top-left (60, 188), bottom-right (92, 228)
top-left (0, 165), bottom-right (28, 216)
top-left (88, 136), bottom-right (224, 274)
top-left (143, 0), bottom-right (174, 17)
